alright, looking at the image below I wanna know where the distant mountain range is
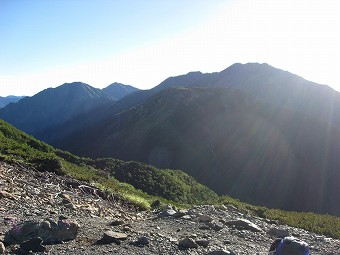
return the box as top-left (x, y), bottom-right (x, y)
top-left (0, 82), bottom-right (139, 141)
top-left (0, 95), bottom-right (24, 108)
top-left (1, 63), bottom-right (340, 215)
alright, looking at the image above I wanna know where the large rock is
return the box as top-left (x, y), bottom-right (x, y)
top-left (4, 218), bottom-right (79, 245)
top-left (178, 237), bottom-right (198, 249)
top-left (206, 221), bottom-right (224, 231)
top-left (174, 209), bottom-right (188, 218)
top-left (97, 231), bottom-right (128, 244)
top-left (160, 209), bottom-right (177, 217)
top-left (136, 236), bottom-right (150, 245)
top-left (197, 214), bottom-right (214, 222)
top-left (226, 218), bottom-right (262, 232)
top-left (268, 227), bottom-right (289, 238)
top-left (160, 204), bottom-right (177, 217)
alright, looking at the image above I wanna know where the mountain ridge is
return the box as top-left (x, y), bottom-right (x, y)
top-left (60, 86), bottom-right (340, 215)
top-left (154, 63), bottom-right (340, 127)
top-left (0, 95), bottom-right (25, 109)
top-left (3, 63), bottom-right (338, 147)
top-left (2, 63), bottom-right (340, 216)
top-left (53, 63), bottom-right (340, 163)
top-left (0, 82), bottom-right (116, 140)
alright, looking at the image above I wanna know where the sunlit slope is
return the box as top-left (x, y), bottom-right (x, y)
top-left (0, 118), bottom-right (218, 205)
top-left (69, 87), bottom-right (340, 215)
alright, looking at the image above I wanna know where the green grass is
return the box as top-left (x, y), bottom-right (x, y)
top-left (88, 158), bottom-right (219, 204)
top-left (264, 210), bottom-right (340, 239)
top-left (219, 195), bottom-right (340, 239)
top-left (1, 119), bottom-right (340, 239)
top-left (0, 119), bottom-right (217, 210)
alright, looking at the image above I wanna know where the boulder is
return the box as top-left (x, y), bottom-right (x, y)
top-left (97, 231), bottom-right (128, 244)
top-left (268, 227), bottom-right (289, 238)
top-left (206, 221), bottom-right (224, 231)
top-left (136, 236), bottom-right (149, 245)
top-left (160, 209), bottom-right (177, 217)
top-left (178, 237), bottom-right (198, 249)
top-left (174, 209), bottom-right (188, 218)
top-left (226, 218), bottom-right (262, 232)
top-left (197, 214), bottom-right (214, 222)
top-left (4, 218), bottom-right (79, 245)
top-left (181, 215), bottom-right (192, 220)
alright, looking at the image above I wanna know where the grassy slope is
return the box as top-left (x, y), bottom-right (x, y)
top-left (0, 119), bottom-right (218, 207)
top-left (219, 195), bottom-right (340, 240)
top-left (0, 119), bottom-right (339, 239)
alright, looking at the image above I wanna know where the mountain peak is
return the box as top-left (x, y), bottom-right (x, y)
top-left (186, 71), bottom-right (203, 75)
top-left (58, 81), bottom-right (97, 91)
top-left (223, 62), bottom-right (275, 72)
top-left (55, 81), bottom-right (93, 91)
top-left (0, 81), bottom-right (116, 139)
top-left (35, 82), bottom-right (115, 101)
top-left (61, 81), bottom-right (88, 86)
top-left (102, 83), bottom-right (139, 100)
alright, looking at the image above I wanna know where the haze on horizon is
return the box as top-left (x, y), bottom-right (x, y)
top-left (0, 0), bottom-right (339, 97)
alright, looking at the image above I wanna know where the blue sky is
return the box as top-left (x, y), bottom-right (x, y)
top-left (0, 0), bottom-right (339, 96)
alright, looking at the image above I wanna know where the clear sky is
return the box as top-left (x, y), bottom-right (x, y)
top-left (0, 0), bottom-right (339, 96)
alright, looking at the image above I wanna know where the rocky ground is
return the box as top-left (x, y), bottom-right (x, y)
top-left (0, 161), bottom-right (339, 254)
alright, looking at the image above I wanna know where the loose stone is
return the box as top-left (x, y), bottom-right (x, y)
top-left (97, 231), bottom-right (128, 244)
top-left (178, 237), bottom-right (198, 249)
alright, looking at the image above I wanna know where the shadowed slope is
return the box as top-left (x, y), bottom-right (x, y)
top-left (54, 63), bottom-right (340, 157)
top-left (155, 63), bottom-right (340, 127)
top-left (0, 118), bottom-right (218, 205)
top-left (0, 82), bottom-right (116, 141)
top-left (66, 87), bottom-right (340, 215)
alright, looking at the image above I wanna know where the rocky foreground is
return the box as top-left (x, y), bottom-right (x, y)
top-left (0, 161), bottom-right (339, 254)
